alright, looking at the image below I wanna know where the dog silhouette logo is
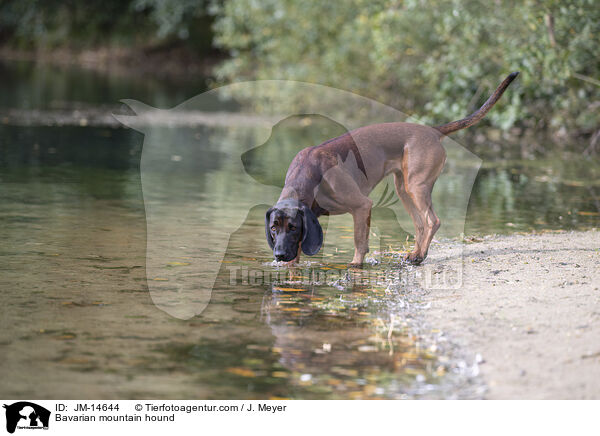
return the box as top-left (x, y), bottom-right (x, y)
top-left (3, 402), bottom-right (50, 434)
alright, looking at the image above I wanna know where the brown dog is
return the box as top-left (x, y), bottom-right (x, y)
top-left (266, 72), bottom-right (519, 265)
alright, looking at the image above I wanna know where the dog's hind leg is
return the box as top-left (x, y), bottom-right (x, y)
top-left (400, 141), bottom-right (446, 265)
top-left (405, 185), bottom-right (440, 264)
top-left (393, 172), bottom-right (423, 257)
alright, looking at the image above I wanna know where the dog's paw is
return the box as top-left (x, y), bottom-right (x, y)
top-left (404, 252), bottom-right (424, 265)
top-left (348, 262), bottom-right (364, 269)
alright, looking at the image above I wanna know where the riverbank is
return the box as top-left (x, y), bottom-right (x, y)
top-left (424, 230), bottom-right (600, 399)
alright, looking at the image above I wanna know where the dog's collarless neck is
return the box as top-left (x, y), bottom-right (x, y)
top-left (274, 198), bottom-right (305, 210)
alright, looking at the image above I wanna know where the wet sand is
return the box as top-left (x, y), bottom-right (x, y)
top-left (424, 230), bottom-right (600, 399)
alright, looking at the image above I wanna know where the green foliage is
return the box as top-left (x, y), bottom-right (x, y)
top-left (213, 0), bottom-right (600, 136)
top-left (132, 0), bottom-right (215, 50)
top-left (0, 0), bottom-right (213, 50)
top-left (0, 0), bottom-right (150, 48)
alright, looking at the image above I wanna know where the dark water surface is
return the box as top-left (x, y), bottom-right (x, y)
top-left (0, 61), bottom-right (597, 399)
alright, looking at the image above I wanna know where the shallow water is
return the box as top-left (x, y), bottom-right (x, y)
top-left (0, 61), bottom-right (597, 399)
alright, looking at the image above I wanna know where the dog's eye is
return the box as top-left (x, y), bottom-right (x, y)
top-left (289, 225), bottom-right (296, 231)
top-left (271, 226), bottom-right (276, 231)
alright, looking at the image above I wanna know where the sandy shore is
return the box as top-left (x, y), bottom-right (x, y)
top-left (423, 230), bottom-right (599, 399)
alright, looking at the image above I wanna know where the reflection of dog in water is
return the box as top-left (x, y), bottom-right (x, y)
top-left (3, 402), bottom-right (51, 434)
top-left (260, 284), bottom-right (417, 396)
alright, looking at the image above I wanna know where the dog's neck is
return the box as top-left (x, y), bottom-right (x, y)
top-left (273, 197), bottom-right (305, 210)
top-left (278, 185), bottom-right (314, 209)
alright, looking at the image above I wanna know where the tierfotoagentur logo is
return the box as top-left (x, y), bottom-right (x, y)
top-left (3, 402), bottom-right (50, 434)
top-left (115, 81), bottom-right (482, 320)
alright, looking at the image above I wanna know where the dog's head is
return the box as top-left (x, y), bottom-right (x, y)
top-left (265, 199), bottom-right (323, 262)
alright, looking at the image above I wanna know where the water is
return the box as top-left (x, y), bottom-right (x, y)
top-left (0, 61), bottom-right (597, 399)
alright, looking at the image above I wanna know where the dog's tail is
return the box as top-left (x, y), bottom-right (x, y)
top-left (434, 72), bottom-right (519, 136)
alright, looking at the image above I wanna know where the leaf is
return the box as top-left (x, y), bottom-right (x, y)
top-left (273, 287), bottom-right (305, 292)
top-left (226, 367), bottom-right (256, 377)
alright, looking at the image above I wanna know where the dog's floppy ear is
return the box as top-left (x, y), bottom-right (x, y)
top-left (300, 205), bottom-right (323, 256)
top-left (265, 207), bottom-right (275, 249)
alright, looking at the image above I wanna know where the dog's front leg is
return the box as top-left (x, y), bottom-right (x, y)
top-left (349, 199), bottom-right (373, 266)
